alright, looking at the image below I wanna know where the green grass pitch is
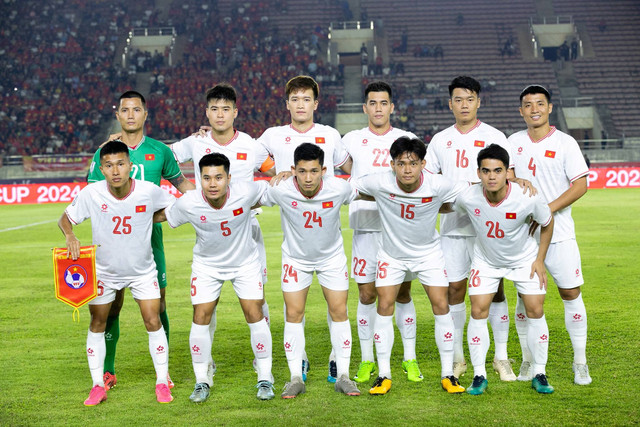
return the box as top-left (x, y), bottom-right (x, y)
top-left (0, 188), bottom-right (638, 426)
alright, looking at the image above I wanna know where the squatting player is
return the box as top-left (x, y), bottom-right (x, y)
top-left (155, 153), bottom-right (275, 402)
top-left (259, 143), bottom-right (361, 398)
top-left (59, 141), bottom-right (175, 405)
top-left (426, 76), bottom-right (519, 381)
top-left (353, 136), bottom-right (468, 396)
top-left (450, 144), bottom-right (555, 395)
top-left (87, 91), bottom-right (194, 390)
top-left (341, 81), bottom-right (422, 383)
top-left (509, 85), bottom-right (591, 385)
top-left (257, 75), bottom-right (351, 382)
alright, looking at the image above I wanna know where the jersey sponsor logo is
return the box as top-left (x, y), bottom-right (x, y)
top-left (205, 148), bottom-right (212, 154)
top-left (136, 205), bottom-right (146, 213)
top-left (517, 147), bottom-right (524, 155)
top-left (506, 212), bottom-right (516, 219)
top-left (285, 136), bottom-right (291, 143)
top-left (474, 208), bottom-right (481, 216)
top-left (322, 201), bottom-right (333, 209)
top-left (233, 207), bottom-right (244, 216)
top-left (101, 203), bottom-right (108, 213)
top-left (544, 150), bottom-right (556, 158)
top-left (315, 137), bottom-right (325, 144)
top-left (446, 141), bottom-right (452, 148)
top-left (421, 197), bottom-right (432, 203)
top-left (237, 152), bottom-right (247, 160)
top-left (362, 139), bottom-right (368, 145)
top-left (291, 201), bottom-right (298, 209)
top-left (145, 154), bottom-right (155, 161)
top-left (474, 140), bottom-right (485, 147)
top-left (200, 215), bottom-right (207, 223)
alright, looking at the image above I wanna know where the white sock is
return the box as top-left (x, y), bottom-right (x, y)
top-left (489, 298), bottom-right (509, 360)
top-left (449, 302), bottom-right (466, 363)
top-left (149, 327), bottom-right (168, 385)
top-left (87, 330), bottom-right (105, 387)
top-left (373, 313), bottom-right (394, 378)
top-left (327, 310), bottom-right (336, 362)
top-left (330, 320), bottom-right (352, 378)
top-left (563, 293), bottom-right (588, 364)
top-left (284, 321), bottom-right (305, 380)
top-left (357, 301), bottom-right (376, 362)
top-left (208, 308), bottom-right (217, 366)
top-left (527, 316), bottom-right (549, 376)
top-left (395, 300), bottom-right (417, 361)
top-left (434, 313), bottom-right (455, 378)
top-left (249, 318), bottom-right (272, 382)
top-left (190, 323), bottom-right (212, 385)
top-left (262, 302), bottom-right (270, 328)
top-left (467, 317), bottom-right (489, 378)
top-left (515, 295), bottom-right (532, 363)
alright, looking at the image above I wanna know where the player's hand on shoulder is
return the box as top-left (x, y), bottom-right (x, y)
top-left (99, 133), bottom-right (123, 148)
top-left (270, 171), bottom-right (292, 186)
top-left (193, 126), bottom-right (212, 137)
top-left (512, 177), bottom-right (538, 196)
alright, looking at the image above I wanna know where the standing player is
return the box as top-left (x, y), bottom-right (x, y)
top-left (451, 144), bottom-right (554, 395)
top-left (341, 81), bottom-right (421, 383)
top-left (171, 84), bottom-right (274, 373)
top-left (257, 75), bottom-right (351, 382)
top-left (353, 136), bottom-right (468, 395)
top-left (425, 76), bottom-right (517, 381)
top-left (59, 141), bottom-right (176, 405)
top-left (509, 85), bottom-right (591, 385)
top-left (259, 143), bottom-right (360, 398)
top-left (87, 91), bottom-right (195, 390)
top-left (155, 153), bottom-right (275, 402)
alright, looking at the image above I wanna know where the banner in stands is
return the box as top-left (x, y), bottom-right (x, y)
top-left (23, 155), bottom-right (92, 172)
top-left (0, 168), bottom-right (638, 205)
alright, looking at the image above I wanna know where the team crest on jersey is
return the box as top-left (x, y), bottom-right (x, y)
top-left (145, 154), bottom-right (155, 161)
top-left (474, 208), bottom-right (481, 216)
top-left (506, 212), bottom-right (516, 219)
top-left (291, 201), bottom-right (298, 209)
top-left (101, 203), bottom-right (108, 213)
top-left (545, 150), bottom-right (556, 158)
top-left (136, 205), bottom-right (146, 213)
top-left (200, 215), bottom-right (207, 223)
top-left (422, 197), bottom-right (432, 203)
top-left (64, 265), bottom-right (87, 289)
top-left (315, 137), bottom-right (325, 144)
top-left (233, 207), bottom-right (244, 216)
top-left (362, 139), bottom-right (368, 145)
top-left (237, 152), bottom-right (247, 160)
top-left (474, 140), bottom-right (485, 148)
top-left (322, 201), bottom-right (333, 209)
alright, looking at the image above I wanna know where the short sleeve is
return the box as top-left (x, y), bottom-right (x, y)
top-left (259, 185), bottom-right (278, 207)
top-left (532, 195), bottom-right (553, 226)
top-left (425, 143), bottom-right (441, 174)
top-left (165, 194), bottom-right (189, 228)
top-left (564, 137), bottom-right (589, 182)
top-left (160, 143), bottom-right (182, 180)
top-left (65, 186), bottom-right (93, 225)
top-left (87, 150), bottom-right (104, 183)
top-left (170, 137), bottom-right (194, 163)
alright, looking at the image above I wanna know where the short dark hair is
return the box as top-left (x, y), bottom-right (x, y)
top-left (286, 75), bottom-right (319, 100)
top-left (477, 144), bottom-right (509, 169)
top-left (294, 142), bottom-right (324, 166)
top-left (100, 140), bottom-right (130, 160)
top-left (199, 153), bottom-right (230, 174)
top-left (119, 90), bottom-right (146, 108)
top-left (390, 136), bottom-right (426, 161)
top-left (206, 84), bottom-right (237, 106)
top-left (448, 76), bottom-right (481, 97)
top-left (364, 81), bottom-right (393, 102)
top-left (520, 85), bottom-right (551, 103)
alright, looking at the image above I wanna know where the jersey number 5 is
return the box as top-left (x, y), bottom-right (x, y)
top-left (112, 216), bottom-right (132, 234)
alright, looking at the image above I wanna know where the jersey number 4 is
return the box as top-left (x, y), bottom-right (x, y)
top-left (112, 216), bottom-right (132, 234)
top-left (282, 264), bottom-right (299, 283)
top-left (303, 211), bottom-right (323, 228)
top-left (528, 158), bottom-right (537, 176)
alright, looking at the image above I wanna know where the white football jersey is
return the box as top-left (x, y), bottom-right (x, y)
top-left (65, 179), bottom-right (175, 280)
top-left (353, 170), bottom-right (469, 260)
top-left (165, 181), bottom-right (268, 269)
top-left (342, 126), bottom-right (417, 231)
top-left (171, 130), bottom-right (270, 188)
top-left (426, 120), bottom-right (513, 237)
top-left (257, 123), bottom-right (349, 176)
top-left (509, 127), bottom-right (589, 243)
top-left (454, 182), bottom-right (552, 267)
top-left (260, 176), bottom-right (355, 267)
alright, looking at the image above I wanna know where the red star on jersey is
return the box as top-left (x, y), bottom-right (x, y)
top-left (322, 201), bottom-right (333, 209)
top-left (233, 207), bottom-right (244, 216)
top-left (506, 212), bottom-right (516, 219)
top-left (474, 140), bottom-right (485, 147)
top-left (145, 154), bottom-right (155, 161)
top-left (315, 137), bottom-right (325, 144)
top-left (237, 152), bottom-right (247, 160)
top-left (545, 150), bottom-right (556, 158)
top-left (136, 205), bottom-right (146, 213)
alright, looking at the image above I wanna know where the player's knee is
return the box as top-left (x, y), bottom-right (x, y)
top-left (285, 308), bottom-right (305, 323)
top-left (558, 286), bottom-right (581, 301)
top-left (470, 307), bottom-right (490, 320)
top-left (396, 282), bottom-right (412, 303)
top-left (358, 283), bottom-right (377, 304)
top-left (525, 307), bottom-right (544, 319)
top-left (143, 316), bottom-right (162, 332)
top-left (447, 280), bottom-right (467, 304)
